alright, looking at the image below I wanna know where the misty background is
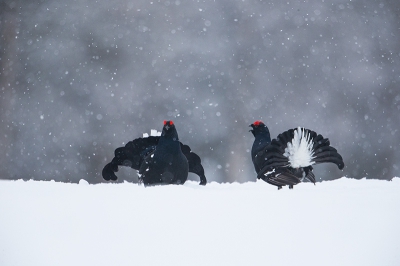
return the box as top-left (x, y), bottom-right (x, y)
top-left (1, 0), bottom-right (399, 184)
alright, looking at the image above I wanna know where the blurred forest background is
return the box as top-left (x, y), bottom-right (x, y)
top-left (1, 0), bottom-right (399, 184)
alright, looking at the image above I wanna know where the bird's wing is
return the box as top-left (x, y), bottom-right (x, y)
top-left (102, 136), bottom-right (160, 181)
top-left (180, 143), bottom-right (207, 185)
top-left (259, 167), bottom-right (302, 187)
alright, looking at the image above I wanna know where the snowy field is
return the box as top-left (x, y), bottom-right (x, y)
top-left (1, 177), bottom-right (399, 266)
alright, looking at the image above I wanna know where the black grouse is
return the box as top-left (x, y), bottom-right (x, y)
top-left (102, 120), bottom-right (207, 186)
top-left (250, 121), bottom-right (344, 189)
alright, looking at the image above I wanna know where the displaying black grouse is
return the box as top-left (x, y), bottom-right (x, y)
top-left (102, 120), bottom-right (207, 186)
top-left (250, 121), bottom-right (344, 189)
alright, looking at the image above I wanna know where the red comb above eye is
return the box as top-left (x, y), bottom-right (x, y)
top-left (253, 120), bottom-right (263, 126)
top-left (163, 120), bottom-right (167, 125)
top-left (163, 120), bottom-right (174, 125)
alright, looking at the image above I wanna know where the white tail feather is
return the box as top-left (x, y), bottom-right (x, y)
top-left (150, 129), bottom-right (161, 136)
top-left (143, 129), bottom-right (162, 138)
top-left (284, 127), bottom-right (315, 168)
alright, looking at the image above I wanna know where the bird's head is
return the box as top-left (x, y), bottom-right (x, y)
top-left (163, 120), bottom-right (174, 130)
top-left (249, 120), bottom-right (269, 137)
top-left (161, 120), bottom-right (179, 140)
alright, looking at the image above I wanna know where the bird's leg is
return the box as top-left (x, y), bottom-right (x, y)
top-left (137, 173), bottom-right (143, 185)
top-left (289, 185), bottom-right (293, 189)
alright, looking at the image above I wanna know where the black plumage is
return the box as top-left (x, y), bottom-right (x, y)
top-left (102, 120), bottom-right (207, 186)
top-left (250, 120), bottom-right (344, 189)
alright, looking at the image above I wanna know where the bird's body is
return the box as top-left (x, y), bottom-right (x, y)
top-left (138, 122), bottom-right (189, 185)
top-left (250, 121), bottom-right (344, 189)
top-left (102, 121), bottom-right (206, 186)
top-left (251, 121), bottom-right (272, 174)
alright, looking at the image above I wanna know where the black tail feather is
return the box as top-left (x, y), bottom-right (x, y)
top-left (181, 144), bottom-right (207, 185)
top-left (314, 150), bottom-right (341, 160)
top-left (275, 129), bottom-right (294, 147)
top-left (314, 156), bottom-right (344, 170)
top-left (304, 166), bottom-right (316, 183)
top-left (312, 135), bottom-right (329, 148)
top-left (314, 146), bottom-right (338, 155)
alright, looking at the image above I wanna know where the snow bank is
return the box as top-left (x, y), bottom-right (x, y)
top-left (1, 178), bottom-right (399, 266)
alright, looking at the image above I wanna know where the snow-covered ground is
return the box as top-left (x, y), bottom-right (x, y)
top-left (1, 178), bottom-right (399, 266)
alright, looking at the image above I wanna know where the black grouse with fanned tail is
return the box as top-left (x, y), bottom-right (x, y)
top-left (250, 121), bottom-right (344, 190)
top-left (102, 120), bottom-right (207, 186)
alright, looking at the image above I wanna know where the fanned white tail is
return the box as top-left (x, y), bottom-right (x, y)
top-left (284, 127), bottom-right (315, 168)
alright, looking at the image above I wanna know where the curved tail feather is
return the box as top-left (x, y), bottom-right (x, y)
top-left (180, 143), bottom-right (207, 185)
top-left (314, 155), bottom-right (344, 170)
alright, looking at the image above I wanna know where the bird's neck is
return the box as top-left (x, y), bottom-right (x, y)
top-left (252, 131), bottom-right (271, 155)
top-left (158, 131), bottom-right (181, 150)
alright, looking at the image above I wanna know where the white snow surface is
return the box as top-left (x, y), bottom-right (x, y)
top-left (284, 127), bottom-right (315, 168)
top-left (1, 178), bottom-right (400, 266)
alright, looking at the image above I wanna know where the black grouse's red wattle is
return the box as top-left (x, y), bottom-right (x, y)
top-left (102, 120), bottom-right (207, 186)
top-left (250, 121), bottom-right (344, 189)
